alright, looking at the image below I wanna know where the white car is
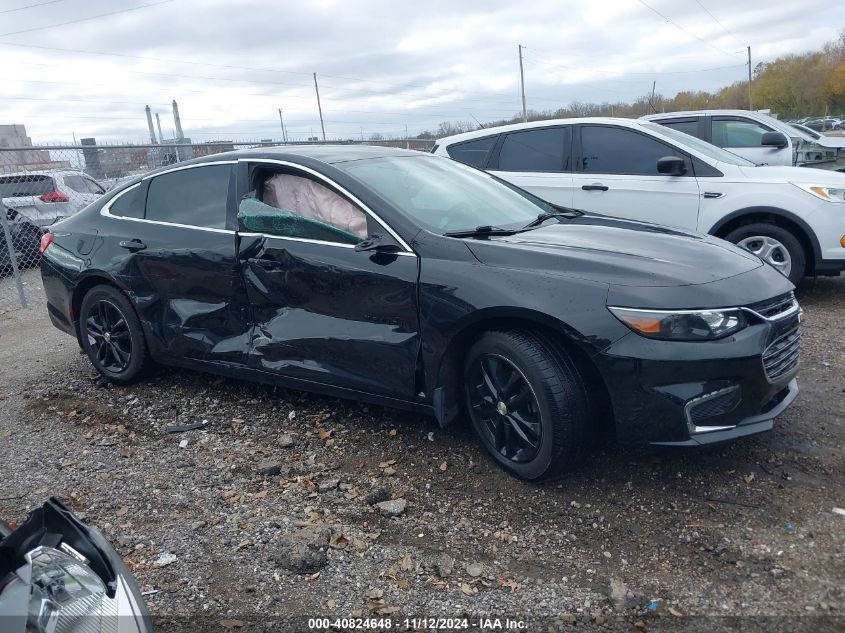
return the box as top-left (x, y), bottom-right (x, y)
top-left (640, 110), bottom-right (841, 170)
top-left (790, 123), bottom-right (845, 151)
top-left (433, 117), bottom-right (845, 282)
top-left (0, 170), bottom-right (106, 227)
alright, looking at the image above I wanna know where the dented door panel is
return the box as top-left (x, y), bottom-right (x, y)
top-left (120, 225), bottom-right (254, 364)
top-left (239, 234), bottom-right (420, 399)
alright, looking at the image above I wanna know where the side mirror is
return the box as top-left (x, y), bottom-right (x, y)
top-left (761, 132), bottom-right (788, 149)
top-left (656, 156), bottom-right (686, 176)
top-left (354, 233), bottom-right (401, 253)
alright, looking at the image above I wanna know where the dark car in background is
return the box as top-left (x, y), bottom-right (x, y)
top-left (39, 146), bottom-right (800, 480)
top-left (1, 207), bottom-right (44, 273)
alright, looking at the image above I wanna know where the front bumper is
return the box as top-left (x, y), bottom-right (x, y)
top-left (595, 308), bottom-right (801, 446)
top-left (650, 378), bottom-right (798, 446)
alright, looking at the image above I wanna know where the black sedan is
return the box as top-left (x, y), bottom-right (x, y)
top-left (40, 146), bottom-right (801, 480)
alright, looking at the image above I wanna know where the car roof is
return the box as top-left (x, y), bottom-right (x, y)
top-left (164, 144), bottom-right (419, 169)
top-left (0, 169), bottom-right (90, 179)
top-left (435, 117), bottom-right (645, 145)
top-left (104, 144), bottom-right (428, 195)
top-left (641, 109), bottom-right (771, 119)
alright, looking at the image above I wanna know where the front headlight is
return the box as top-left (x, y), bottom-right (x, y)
top-left (792, 182), bottom-right (845, 203)
top-left (608, 306), bottom-right (747, 341)
top-left (26, 546), bottom-right (110, 633)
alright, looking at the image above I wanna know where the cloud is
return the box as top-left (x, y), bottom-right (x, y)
top-left (0, 0), bottom-right (840, 143)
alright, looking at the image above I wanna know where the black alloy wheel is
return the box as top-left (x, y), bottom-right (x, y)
top-left (86, 299), bottom-right (132, 373)
top-left (466, 353), bottom-right (543, 463)
top-left (463, 329), bottom-right (594, 481)
top-left (79, 285), bottom-right (150, 384)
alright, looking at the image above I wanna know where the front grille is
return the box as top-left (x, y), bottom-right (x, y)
top-left (686, 387), bottom-right (741, 425)
top-left (762, 320), bottom-right (801, 382)
top-left (748, 292), bottom-right (796, 319)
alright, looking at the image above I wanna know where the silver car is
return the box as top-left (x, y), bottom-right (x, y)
top-left (0, 170), bottom-right (106, 227)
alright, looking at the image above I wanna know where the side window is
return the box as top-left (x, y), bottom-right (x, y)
top-left (580, 126), bottom-right (681, 175)
top-left (109, 183), bottom-right (145, 218)
top-left (145, 165), bottom-right (230, 229)
top-left (497, 127), bottom-right (571, 172)
top-left (711, 118), bottom-right (772, 148)
top-left (659, 119), bottom-right (700, 139)
top-left (446, 136), bottom-right (497, 168)
top-left (238, 171), bottom-right (367, 245)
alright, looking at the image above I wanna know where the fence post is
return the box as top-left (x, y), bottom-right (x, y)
top-left (0, 210), bottom-right (28, 309)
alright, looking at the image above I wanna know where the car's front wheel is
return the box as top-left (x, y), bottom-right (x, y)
top-left (79, 285), bottom-right (150, 384)
top-left (724, 223), bottom-right (806, 284)
top-left (463, 329), bottom-right (593, 481)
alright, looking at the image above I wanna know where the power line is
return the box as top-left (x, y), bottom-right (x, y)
top-left (635, 0), bottom-right (740, 58)
top-left (0, 0), bottom-right (67, 14)
top-left (693, 0), bottom-right (745, 48)
top-left (0, 0), bottom-right (176, 37)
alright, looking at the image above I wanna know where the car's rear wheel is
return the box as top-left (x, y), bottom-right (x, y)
top-left (79, 285), bottom-right (149, 384)
top-left (724, 223), bottom-right (806, 284)
top-left (463, 329), bottom-right (593, 481)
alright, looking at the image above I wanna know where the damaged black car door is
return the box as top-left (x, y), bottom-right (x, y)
top-left (109, 162), bottom-right (254, 364)
top-left (235, 160), bottom-right (420, 401)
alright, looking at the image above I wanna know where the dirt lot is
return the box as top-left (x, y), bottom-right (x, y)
top-left (0, 270), bottom-right (843, 632)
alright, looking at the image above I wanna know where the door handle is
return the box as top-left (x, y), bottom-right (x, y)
top-left (119, 239), bottom-right (146, 251)
top-left (581, 184), bottom-right (609, 191)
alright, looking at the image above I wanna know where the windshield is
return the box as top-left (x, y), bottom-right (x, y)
top-left (642, 122), bottom-right (756, 167)
top-left (791, 124), bottom-right (821, 140)
top-left (338, 155), bottom-right (552, 233)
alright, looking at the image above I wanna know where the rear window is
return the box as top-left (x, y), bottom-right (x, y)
top-left (109, 183), bottom-right (145, 219)
top-left (145, 165), bottom-right (230, 229)
top-left (446, 136), bottom-right (497, 168)
top-left (63, 175), bottom-right (105, 195)
top-left (658, 119), bottom-right (700, 138)
top-left (0, 175), bottom-right (55, 198)
top-left (497, 127), bottom-right (570, 172)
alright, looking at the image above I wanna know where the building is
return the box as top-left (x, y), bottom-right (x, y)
top-left (0, 124), bottom-right (70, 172)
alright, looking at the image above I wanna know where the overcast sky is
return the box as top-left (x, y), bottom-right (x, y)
top-left (1, 0), bottom-right (843, 144)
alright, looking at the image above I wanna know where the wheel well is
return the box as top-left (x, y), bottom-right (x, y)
top-left (436, 318), bottom-right (615, 441)
top-left (713, 212), bottom-right (816, 275)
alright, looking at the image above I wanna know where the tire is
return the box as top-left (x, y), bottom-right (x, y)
top-left (79, 284), bottom-right (150, 384)
top-left (463, 329), bottom-right (593, 481)
top-left (724, 223), bottom-right (806, 284)
top-left (17, 225), bottom-right (42, 268)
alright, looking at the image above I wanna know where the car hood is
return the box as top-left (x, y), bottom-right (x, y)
top-left (465, 215), bottom-right (763, 287)
top-left (735, 163), bottom-right (845, 184)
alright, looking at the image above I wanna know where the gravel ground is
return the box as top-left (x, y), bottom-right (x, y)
top-left (0, 270), bottom-right (843, 633)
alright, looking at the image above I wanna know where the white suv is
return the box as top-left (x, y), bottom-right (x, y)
top-left (0, 170), bottom-right (106, 227)
top-left (433, 117), bottom-right (845, 282)
top-left (640, 109), bottom-right (842, 170)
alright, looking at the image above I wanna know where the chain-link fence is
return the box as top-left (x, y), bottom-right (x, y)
top-left (0, 138), bottom-right (436, 313)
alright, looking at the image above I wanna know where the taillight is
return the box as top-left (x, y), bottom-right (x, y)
top-left (39, 232), bottom-right (54, 255)
top-left (39, 191), bottom-right (70, 203)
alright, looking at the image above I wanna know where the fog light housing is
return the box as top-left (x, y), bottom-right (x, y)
top-left (684, 385), bottom-right (741, 435)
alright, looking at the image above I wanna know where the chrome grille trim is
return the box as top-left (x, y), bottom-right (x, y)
top-left (762, 320), bottom-right (801, 382)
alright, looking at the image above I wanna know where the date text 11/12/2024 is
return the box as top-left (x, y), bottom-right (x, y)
top-left (307, 617), bottom-right (527, 630)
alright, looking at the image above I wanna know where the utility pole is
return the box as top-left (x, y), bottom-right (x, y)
top-left (314, 72), bottom-right (326, 141)
top-left (278, 108), bottom-right (287, 143)
top-left (650, 80), bottom-right (657, 113)
top-left (518, 44), bottom-right (527, 122)
top-left (747, 46), bottom-right (753, 111)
